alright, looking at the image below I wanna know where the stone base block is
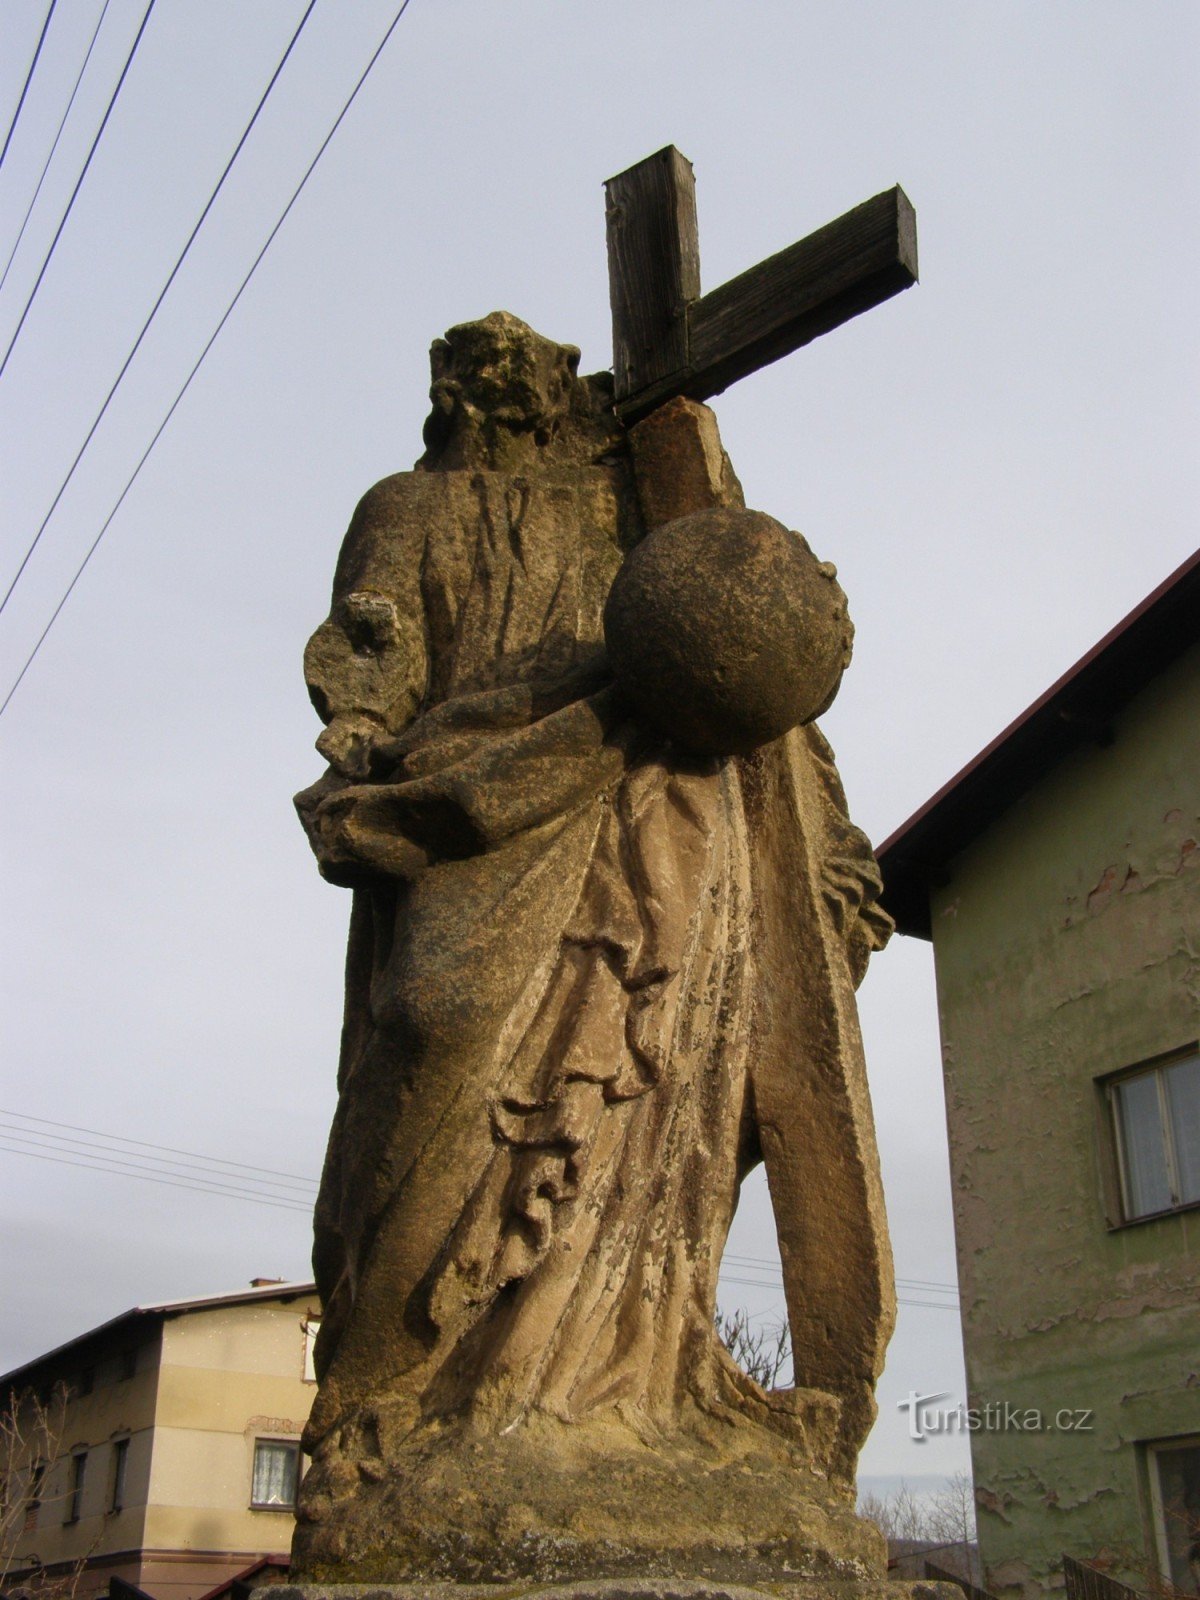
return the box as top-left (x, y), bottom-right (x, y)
top-left (264, 1583), bottom-right (962, 1600)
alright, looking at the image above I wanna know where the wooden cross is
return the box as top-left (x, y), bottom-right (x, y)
top-left (604, 146), bottom-right (917, 424)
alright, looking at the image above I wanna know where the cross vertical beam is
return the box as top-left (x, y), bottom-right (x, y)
top-left (604, 146), bottom-right (918, 425)
top-left (605, 146), bottom-right (700, 401)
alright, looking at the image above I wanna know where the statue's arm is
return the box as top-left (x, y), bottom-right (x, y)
top-left (303, 476), bottom-right (432, 782)
top-left (296, 476), bottom-right (434, 883)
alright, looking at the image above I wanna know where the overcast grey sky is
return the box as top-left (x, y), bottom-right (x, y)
top-left (1, 1), bottom-right (1196, 1492)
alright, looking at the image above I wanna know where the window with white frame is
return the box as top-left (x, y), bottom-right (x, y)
top-left (1147, 1437), bottom-right (1200, 1595)
top-left (109, 1437), bottom-right (129, 1513)
top-left (251, 1439), bottom-right (299, 1509)
top-left (64, 1451), bottom-right (86, 1524)
top-left (302, 1319), bottom-right (320, 1383)
top-left (24, 1459), bottom-right (44, 1532)
top-left (1108, 1049), bottom-right (1200, 1222)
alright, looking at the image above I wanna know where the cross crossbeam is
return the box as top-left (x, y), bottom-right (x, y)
top-left (605, 146), bottom-right (917, 424)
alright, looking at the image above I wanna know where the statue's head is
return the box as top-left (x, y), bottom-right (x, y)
top-left (421, 312), bottom-right (582, 466)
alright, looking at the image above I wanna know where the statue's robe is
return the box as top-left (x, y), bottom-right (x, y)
top-left (294, 450), bottom-right (894, 1558)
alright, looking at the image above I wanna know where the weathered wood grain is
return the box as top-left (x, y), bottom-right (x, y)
top-left (605, 146), bottom-right (700, 402)
top-left (612, 184), bottom-right (918, 424)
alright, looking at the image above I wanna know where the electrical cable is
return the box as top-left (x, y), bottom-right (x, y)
top-left (0, 1129), bottom-right (313, 1205)
top-left (0, 0), bottom-right (155, 382)
top-left (0, 1116), bottom-right (960, 1306)
top-left (0, 1122), bottom-right (317, 1196)
top-left (0, 0), bottom-right (317, 619)
top-left (0, 0), bottom-right (58, 173)
top-left (0, 1140), bottom-right (313, 1212)
top-left (723, 1251), bottom-right (958, 1298)
top-left (0, 1107), bottom-right (319, 1185)
top-left (0, 0), bottom-right (114, 298)
top-left (0, 1111), bottom-right (964, 1300)
top-left (718, 1272), bottom-right (957, 1312)
top-left (0, 0), bottom-right (414, 722)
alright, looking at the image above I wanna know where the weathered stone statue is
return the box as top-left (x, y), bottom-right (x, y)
top-left (292, 311), bottom-right (897, 1587)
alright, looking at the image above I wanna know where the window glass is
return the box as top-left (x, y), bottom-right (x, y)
top-left (1151, 1440), bottom-right (1200, 1594)
top-left (303, 1320), bottom-right (320, 1384)
top-left (1115, 1072), bottom-right (1172, 1217)
top-left (65, 1452), bottom-right (86, 1523)
top-left (1166, 1055), bottom-right (1200, 1207)
top-left (251, 1440), bottom-right (298, 1508)
top-left (110, 1438), bottom-right (129, 1513)
top-left (24, 1459), bottom-right (44, 1531)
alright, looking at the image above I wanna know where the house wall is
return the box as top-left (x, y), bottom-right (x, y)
top-left (3, 1291), bottom-right (320, 1600)
top-left (5, 1326), bottom-right (161, 1597)
top-left (140, 1295), bottom-right (320, 1599)
top-left (928, 642), bottom-right (1200, 1597)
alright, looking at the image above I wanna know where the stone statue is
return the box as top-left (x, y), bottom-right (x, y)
top-left (292, 312), bottom-right (896, 1586)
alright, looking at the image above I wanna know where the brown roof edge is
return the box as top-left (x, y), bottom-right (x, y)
top-left (196, 1554), bottom-right (290, 1600)
top-left (1, 1307), bottom-right (161, 1396)
top-left (145, 1280), bottom-right (315, 1317)
top-left (1, 1281), bottom-right (317, 1392)
top-left (876, 546), bottom-right (1200, 939)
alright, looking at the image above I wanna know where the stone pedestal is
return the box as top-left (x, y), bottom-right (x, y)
top-left (265, 1583), bottom-right (961, 1600)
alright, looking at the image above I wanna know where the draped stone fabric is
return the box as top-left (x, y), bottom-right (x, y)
top-left (291, 315), bottom-right (895, 1584)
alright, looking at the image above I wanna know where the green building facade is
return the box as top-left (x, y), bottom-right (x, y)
top-left (879, 553), bottom-right (1200, 1597)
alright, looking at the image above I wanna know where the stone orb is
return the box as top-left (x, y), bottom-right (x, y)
top-left (603, 507), bottom-right (853, 756)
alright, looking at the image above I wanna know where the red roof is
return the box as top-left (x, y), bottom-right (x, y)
top-left (196, 1555), bottom-right (290, 1600)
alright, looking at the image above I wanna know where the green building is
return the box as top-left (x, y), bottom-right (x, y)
top-left (878, 550), bottom-right (1200, 1597)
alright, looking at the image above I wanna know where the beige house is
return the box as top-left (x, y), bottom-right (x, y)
top-left (2, 1281), bottom-right (320, 1600)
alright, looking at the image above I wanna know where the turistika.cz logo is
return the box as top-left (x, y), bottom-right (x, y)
top-left (898, 1391), bottom-right (1094, 1442)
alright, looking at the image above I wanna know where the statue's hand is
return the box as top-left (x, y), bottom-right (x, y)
top-left (821, 852), bottom-right (894, 988)
top-left (303, 588), bottom-right (425, 770)
top-left (297, 779), bottom-right (430, 888)
top-left (316, 713), bottom-right (387, 781)
top-left (309, 789), bottom-right (376, 885)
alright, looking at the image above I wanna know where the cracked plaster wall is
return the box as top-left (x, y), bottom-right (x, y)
top-left (928, 642), bottom-right (1200, 1599)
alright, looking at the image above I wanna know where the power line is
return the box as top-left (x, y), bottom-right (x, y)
top-left (0, 1122), bottom-right (317, 1197)
top-left (0, 1128), bottom-right (313, 1205)
top-left (723, 1251), bottom-right (958, 1298)
top-left (719, 1271), bottom-right (959, 1313)
top-left (720, 1250), bottom-right (960, 1312)
top-left (0, 0), bottom-right (59, 173)
top-left (0, 0), bottom-right (114, 298)
top-left (0, 0), bottom-right (156, 382)
top-left (719, 1274), bottom-right (786, 1292)
top-left (0, 1140), bottom-right (312, 1213)
top-left (0, 1113), bottom-right (963, 1299)
top-left (0, 1108), bottom-right (319, 1185)
top-left (0, 0), bottom-right (318, 620)
top-left (0, 0), bottom-right (415, 721)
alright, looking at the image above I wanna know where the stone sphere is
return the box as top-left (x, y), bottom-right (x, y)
top-left (603, 507), bottom-right (853, 756)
